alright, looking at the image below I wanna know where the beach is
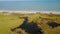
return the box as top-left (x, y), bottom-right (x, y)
top-left (0, 10), bottom-right (60, 14)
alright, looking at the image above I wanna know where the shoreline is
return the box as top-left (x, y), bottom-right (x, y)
top-left (0, 10), bottom-right (60, 14)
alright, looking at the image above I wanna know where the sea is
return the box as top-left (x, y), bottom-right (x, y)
top-left (0, 1), bottom-right (60, 12)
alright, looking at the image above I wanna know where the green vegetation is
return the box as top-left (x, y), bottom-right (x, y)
top-left (0, 12), bottom-right (60, 34)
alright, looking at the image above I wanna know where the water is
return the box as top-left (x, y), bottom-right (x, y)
top-left (0, 1), bottom-right (60, 11)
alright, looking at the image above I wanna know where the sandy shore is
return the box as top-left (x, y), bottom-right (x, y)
top-left (0, 10), bottom-right (60, 14)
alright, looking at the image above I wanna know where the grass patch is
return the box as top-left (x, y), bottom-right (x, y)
top-left (0, 12), bottom-right (60, 34)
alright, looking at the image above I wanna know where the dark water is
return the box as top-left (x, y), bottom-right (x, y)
top-left (48, 22), bottom-right (60, 28)
top-left (11, 17), bottom-right (43, 34)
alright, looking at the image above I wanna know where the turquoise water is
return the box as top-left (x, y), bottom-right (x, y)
top-left (0, 1), bottom-right (60, 11)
